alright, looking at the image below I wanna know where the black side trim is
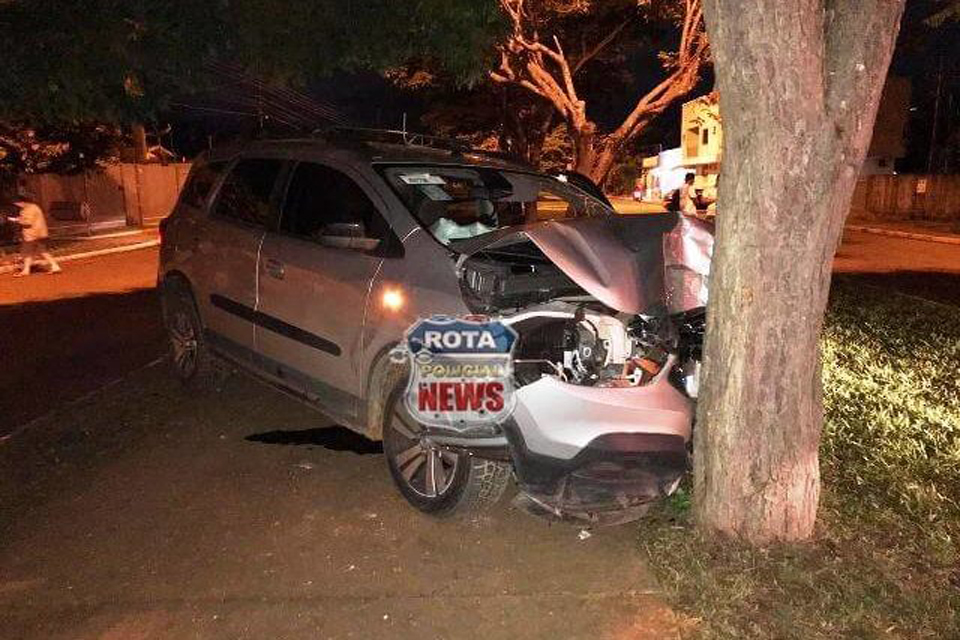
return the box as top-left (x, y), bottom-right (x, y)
top-left (205, 328), bottom-right (358, 423)
top-left (210, 294), bottom-right (342, 356)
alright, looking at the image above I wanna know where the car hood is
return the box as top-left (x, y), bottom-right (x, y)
top-left (452, 214), bottom-right (712, 314)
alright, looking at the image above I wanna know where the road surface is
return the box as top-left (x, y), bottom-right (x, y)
top-left (1, 230), bottom-right (958, 638)
top-left (0, 247), bottom-right (680, 639)
top-left (0, 248), bottom-right (165, 432)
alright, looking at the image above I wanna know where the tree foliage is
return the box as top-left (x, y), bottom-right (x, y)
top-left (928, 0), bottom-right (960, 25)
top-left (0, 1), bottom-right (223, 122)
top-left (0, 1), bottom-right (505, 123)
top-left (0, 122), bottom-right (123, 176)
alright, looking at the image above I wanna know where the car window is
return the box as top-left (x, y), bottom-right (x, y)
top-left (381, 165), bottom-right (611, 247)
top-left (212, 158), bottom-right (283, 227)
top-left (280, 162), bottom-right (388, 241)
top-left (180, 161), bottom-right (226, 209)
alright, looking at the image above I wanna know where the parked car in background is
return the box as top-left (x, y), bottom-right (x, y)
top-left (158, 129), bottom-right (713, 524)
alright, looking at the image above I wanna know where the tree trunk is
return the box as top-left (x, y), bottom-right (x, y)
top-left (587, 140), bottom-right (619, 186)
top-left (131, 123), bottom-right (149, 163)
top-left (570, 119), bottom-right (597, 176)
top-left (573, 128), bottom-right (646, 187)
top-left (694, 0), bottom-right (905, 543)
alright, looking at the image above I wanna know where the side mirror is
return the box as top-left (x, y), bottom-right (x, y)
top-left (321, 222), bottom-right (365, 238)
top-left (318, 222), bottom-right (381, 251)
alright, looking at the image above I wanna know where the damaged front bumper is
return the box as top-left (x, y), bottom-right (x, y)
top-left (503, 367), bottom-right (692, 524)
top-left (430, 363), bottom-right (693, 525)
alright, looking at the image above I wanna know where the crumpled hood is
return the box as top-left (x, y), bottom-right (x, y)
top-left (453, 214), bottom-right (710, 314)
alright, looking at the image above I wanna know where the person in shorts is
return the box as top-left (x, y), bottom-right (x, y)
top-left (6, 190), bottom-right (61, 276)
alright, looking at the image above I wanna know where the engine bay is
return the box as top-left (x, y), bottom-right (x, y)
top-left (454, 223), bottom-right (709, 396)
top-left (457, 244), bottom-right (586, 312)
top-left (504, 304), bottom-right (683, 390)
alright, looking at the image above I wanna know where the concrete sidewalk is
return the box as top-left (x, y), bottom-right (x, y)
top-left (0, 228), bottom-right (159, 274)
top-left (846, 220), bottom-right (960, 245)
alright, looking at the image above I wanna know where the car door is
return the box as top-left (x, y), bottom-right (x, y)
top-left (255, 161), bottom-right (393, 420)
top-left (192, 157), bottom-right (285, 363)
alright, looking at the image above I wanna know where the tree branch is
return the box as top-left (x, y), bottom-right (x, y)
top-left (610, 0), bottom-right (708, 145)
top-left (492, 0), bottom-right (585, 125)
top-left (571, 15), bottom-right (633, 75)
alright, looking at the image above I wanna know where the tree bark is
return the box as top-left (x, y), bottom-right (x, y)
top-left (694, 0), bottom-right (905, 543)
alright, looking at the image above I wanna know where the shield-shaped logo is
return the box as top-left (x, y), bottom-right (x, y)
top-left (400, 315), bottom-right (518, 431)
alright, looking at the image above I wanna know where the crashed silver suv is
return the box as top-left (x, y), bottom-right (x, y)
top-left (158, 129), bottom-right (713, 524)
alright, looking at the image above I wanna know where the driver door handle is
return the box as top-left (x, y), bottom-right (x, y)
top-left (264, 257), bottom-right (285, 280)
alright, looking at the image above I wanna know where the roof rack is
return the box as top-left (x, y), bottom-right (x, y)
top-left (313, 126), bottom-right (530, 167)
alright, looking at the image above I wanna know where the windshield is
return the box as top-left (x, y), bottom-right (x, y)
top-left (381, 165), bottom-right (613, 246)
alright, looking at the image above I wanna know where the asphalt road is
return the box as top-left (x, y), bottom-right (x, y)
top-left (0, 249), bottom-right (165, 432)
top-left (0, 231), bottom-right (958, 639)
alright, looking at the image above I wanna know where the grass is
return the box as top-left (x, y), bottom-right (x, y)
top-left (640, 279), bottom-right (960, 639)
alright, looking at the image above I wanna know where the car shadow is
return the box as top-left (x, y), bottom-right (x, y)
top-left (0, 288), bottom-right (165, 434)
top-left (245, 426), bottom-right (383, 455)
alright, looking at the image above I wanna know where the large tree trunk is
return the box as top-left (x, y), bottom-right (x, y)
top-left (571, 126), bottom-right (650, 187)
top-left (569, 123), bottom-right (618, 186)
top-left (694, 0), bottom-right (905, 543)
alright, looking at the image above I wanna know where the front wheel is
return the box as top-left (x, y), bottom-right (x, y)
top-left (382, 386), bottom-right (511, 517)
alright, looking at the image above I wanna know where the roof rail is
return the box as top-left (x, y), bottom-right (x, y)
top-left (313, 126), bottom-right (530, 166)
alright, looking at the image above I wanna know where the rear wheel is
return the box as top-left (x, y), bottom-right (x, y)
top-left (382, 386), bottom-right (511, 516)
top-left (161, 280), bottom-right (223, 390)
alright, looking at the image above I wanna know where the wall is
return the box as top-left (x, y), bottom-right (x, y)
top-left (20, 162), bottom-right (191, 232)
top-left (849, 174), bottom-right (960, 222)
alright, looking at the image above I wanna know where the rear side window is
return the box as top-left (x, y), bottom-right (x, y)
top-left (212, 158), bottom-right (284, 227)
top-left (180, 161), bottom-right (226, 209)
top-left (280, 162), bottom-right (388, 241)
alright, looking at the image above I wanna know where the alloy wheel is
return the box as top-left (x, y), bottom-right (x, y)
top-left (387, 408), bottom-right (459, 498)
top-left (169, 307), bottom-right (199, 378)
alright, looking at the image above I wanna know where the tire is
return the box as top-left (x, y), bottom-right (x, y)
top-left (160, 280), bottom-right (223, 390)
top-left (382, 385), bottom-right (511, 517)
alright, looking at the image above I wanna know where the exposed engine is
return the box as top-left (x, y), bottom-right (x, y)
top-left (504, 303), bottom-right (701, 393)
top-left (458, 237), bottom-right (706, 397)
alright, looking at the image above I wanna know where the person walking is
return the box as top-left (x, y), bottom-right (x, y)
top-left (6, 191), bottom-right (61, 276)
top-left (679, 172), bottom-right (699, 215)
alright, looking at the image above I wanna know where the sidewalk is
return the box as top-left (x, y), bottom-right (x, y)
top-left (0, 228), bottom-right (159, 274)
top-left (846, 219), bottom-right (960, 245)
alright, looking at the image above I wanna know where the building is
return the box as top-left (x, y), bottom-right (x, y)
top-left (637, 94), bottom-right (721, 202)
top-left (637, 77), bottom-right (910, 201)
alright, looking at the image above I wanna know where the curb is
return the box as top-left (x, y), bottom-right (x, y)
top-left (0, 239), bottom-right (160, 275)
top-left (846, 224), bottom-right (960, 246)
